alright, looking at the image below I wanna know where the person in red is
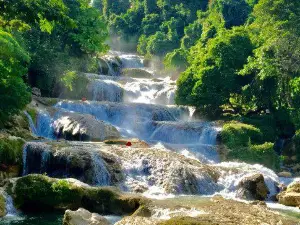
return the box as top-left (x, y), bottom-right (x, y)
top-left (126, 141), bottom-right (132, 147)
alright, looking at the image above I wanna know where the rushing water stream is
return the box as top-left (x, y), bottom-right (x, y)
top-left (3, 51), bottom-right (300, 224)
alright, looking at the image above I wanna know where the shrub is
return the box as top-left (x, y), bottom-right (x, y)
top-left (227, 142), bottom-right (280, 170)
top-left (221, 121), bottom-right (262, 149)
top-left (0, 137), bottom-right (25, 166)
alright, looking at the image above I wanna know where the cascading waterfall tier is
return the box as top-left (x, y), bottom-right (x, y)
top-left (20, 141), bottom-right (287, 200)
top-left (22, 142), bottom-right (111, 186)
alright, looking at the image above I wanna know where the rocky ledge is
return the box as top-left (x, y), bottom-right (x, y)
top-left (277, 181), bottom-right (300, 207)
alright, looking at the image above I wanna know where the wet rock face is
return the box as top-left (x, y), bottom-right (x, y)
top-left (277, 181), bottom-right (300, 207)
top-left (53, 112), bottom-right (120, 141)
top-left (63, 208), bottom-right (109, 225)
top-left (236, 174), bottom-right (269, 200)
top-left (23, 142), bottom-right (114, 186)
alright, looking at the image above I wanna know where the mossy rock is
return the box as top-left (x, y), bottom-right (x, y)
top-left (159, 216), bottom-right (219, 225)
top-left (221, 121), bottom-right (263, 148)
top-left (122, 68), bottom-right (152, 78)
top-left (131, 205), bottom-right (151, 217)
top-left (0, 135), bottom-right (25, 168)
top-left (0, 192), bottom-right (6, 217)
top-left (26, 106), bottom-right (38, 124)
top-left (11, 175), bottom-right (144, 214)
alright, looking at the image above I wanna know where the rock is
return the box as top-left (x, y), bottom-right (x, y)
top-left (131, 205), bottom-right (151, 217)
top-left (104, 139), bottom-right (150, 148)
top-left (292, 164), bottom-right (300, 173)
top-left (117, 196), bottom-right (298, 225)
top-left (53, 112), bottom-right (120, 141)
top-left (63, 208), bottom-right (109, 225)
top-left (32, 87), bottom-right (41, 97)
top-left (7, 174), bottom-right (144, 214)
top-left (0, 191), bottom-right (6, 217)
top-left (236, 174), bottom-right (269, 200)
top-left (23, 142), bottom-right (121, 185)
top-left (278, 171), bottom-right (292, 178)
top-left (278, 181), bottom-right (300, 207)
top-left (122, 68), bottom-right (152, 78)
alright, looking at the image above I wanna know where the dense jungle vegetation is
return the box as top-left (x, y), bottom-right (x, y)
top-left (0, 0), bottom-right (108, 124)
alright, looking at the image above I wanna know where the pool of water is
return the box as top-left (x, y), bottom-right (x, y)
top-left (0, 212), bottom-right (63, 225)
top-left (0, 212), bottom-right (123, 225)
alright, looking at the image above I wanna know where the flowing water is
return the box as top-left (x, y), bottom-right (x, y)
top-left (9, 51), bottom-right (300, 223)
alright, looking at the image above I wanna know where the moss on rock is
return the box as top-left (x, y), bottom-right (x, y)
top-left (26, 107), bottom-right (38, 124)
top-left (11, 175), bottom-right (144, 214)
top-left (0, 135), bottom-right (25, 168)
top-left (122, 68), bottom-right (152, 78)
top-left (0, 193), bottom-right (6, 217)
top-left (159, 217), bottom-right (218, 225)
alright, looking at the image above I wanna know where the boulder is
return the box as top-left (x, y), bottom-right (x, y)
top-left (7, 174), bottom-right (143, 214)
top-left (122, 68), bottom-right (152, 78)
top-left (236, 174), bottom-right (269, 200)
top-left (63, 208), bottom-right (109, 225)
top-left (23, 142), bottom-right (123, 186)
top-left (32, 87), bottom-right (41, 97)
top-left (277, 181), bottom-right (300, 207)
top-left (53, 112), bottom-right (120, 141)
top-left (278, 171), bottom-right (292, 178)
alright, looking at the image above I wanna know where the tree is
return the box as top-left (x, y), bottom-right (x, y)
top-left (0, 30), bottom-right (31, 122)
top-left (176, 28), bottom-right (253, 115)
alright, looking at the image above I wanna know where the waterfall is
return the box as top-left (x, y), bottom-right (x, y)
top-left (35, 111), bottom-right (55, 139)
top-left (216, 162), bottom-right (280, 199)
top-left (22, 144), bottom-right (28, 176)
top-left (4, 194), bottom-right (18, 217)
top-left (115, 53), bottom-right (144, 68)
top-left (91, 152), bottom-right (111, 186)
top-left (24, 111), bottom-right (38, 135)
top-left (22, 142), bottom-right (112, 186)
top-left (88, 79), bottom-right (123, 102)
top-left (122, 77), bottom-right (176, 105)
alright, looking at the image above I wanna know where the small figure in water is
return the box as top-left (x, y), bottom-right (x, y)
top-left (126, 141), bottom-right (132, 147)
top-left (82, 97), bottom-right (87, 102)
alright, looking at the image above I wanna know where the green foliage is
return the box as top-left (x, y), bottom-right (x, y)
top-left (221, 121), bottom-right (262, 149)
top-left (0, 137), bottom-right (25, 166)
top-left (176, 28), bottom-right (253, 116)
top-left (212, 0), bottom-right (251, 28)
top-left (164, 48), bottom-right (188, 72)
top-left (221, 121), bottom-right (280, 170)
top-left (60, 71), bottom-right (90, 100)
top-left (1, 0), bottom-right (108, 96)
top-left (0, 30), bottom-right (31, 122)
top-left (227, 142), bottom-right (280, 171)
